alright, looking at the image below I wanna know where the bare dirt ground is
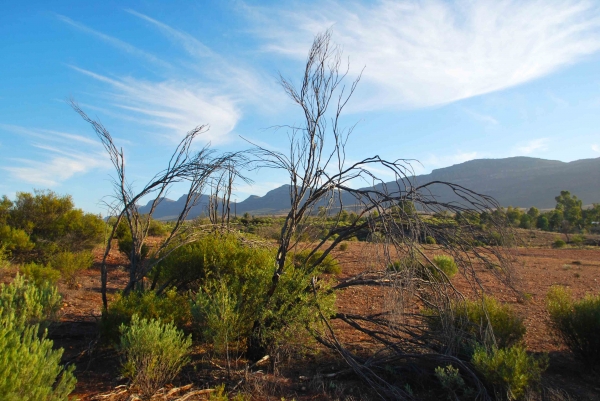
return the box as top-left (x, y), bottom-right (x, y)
top-left (39, 232), bottom-right (600, 400)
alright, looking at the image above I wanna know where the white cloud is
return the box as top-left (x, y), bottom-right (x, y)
top-left (70, 66), bottom-right (241, 144)
top-left (462, 108), bottom-right (499, 125)
top-left (0, 124), bottom-right (110, 186)
top-left (515, 138), bottom-right (549, 155)
top-left (251, 0), bottom-right (600, 109)
top-left (592, 144), bottom-right (600, 153)
top-left (5, 154), bottom-right (107, 186)
top-left (56, 14), bottom-right (171, 69)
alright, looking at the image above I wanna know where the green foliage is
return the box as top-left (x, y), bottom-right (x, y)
top-left (552, 239), bottom-right (566, 248)
top-left (432, 254), bottom-right (458, 279)
top-left (425, 235), bottom-right (437, 244)
top-left (388, 254), bottom-right (457, 281)
top-left (147, 218), bottom-right (169, 237)
top-left (0, 275), bottom-right (61, 331)
top-left (50, 251), bottom-right (93, 288)
top-left (570, 234), bottom-right (584, 247)
top-left (2, 190), bottom-right (104, 261)
top-left (154, 234), bottom-right (274, 289)
top-left (117, 232), bottom-right (149, 263)
top-left (0, 275), bottom-right (73, 400)
top-left (472, 345), bottom-right (547, 400)
top-left (0, 224), bottom-right (34, 254)
top-left (102, 289), bottom-right (191, 344)
top-left (292, 249), bottom-right (341, 275)
top-left (461, 296), bottom-right (526, 350)
top-left (526, 207), bottom-right (540, 220)
top-left (193, 281), bottom-right (244, 354)
top-left (547, 286), bottom-right (600, 368)
top-left (339, 242), bottom-right (349, 251)
top-left (536, 215), bottom-right (549, 231)
top-left (119, 315), bottom-right (191, 398)
top-left (434, 365), bottom-right (474, 400)
top-left (20, 262), bottom-right (61, 286)
top-left (429, 296), bottom-right (526, 354)
top-left (518, 215), bottom-right (531, 229)
top-left (0, 308), bottom-right (76, 401)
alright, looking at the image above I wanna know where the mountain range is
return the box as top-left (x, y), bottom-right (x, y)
top-left (139, 156), bottom-right (600, 220)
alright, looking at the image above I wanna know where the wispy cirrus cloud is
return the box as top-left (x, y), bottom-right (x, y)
top-left (515, 138), bottom-right (549, 155)
top-left (248, 0), bottom-right (600, 110)
top-left (70, 66), bottom-right (241, 144)
top-left (0, 124), bottom-right (110, 186)
top-left (462, 108), bottom-right (499, 125)
top-left (60, 10), bottom-right (284, 145)
top-left (55, 14), bottom-right (171, 69)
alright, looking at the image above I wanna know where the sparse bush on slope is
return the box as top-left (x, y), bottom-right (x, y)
top-left (547, 286), bottom-right (600, 368)
top-left (119, 315), bottom-right (191, 398)
top-left (0, 277), bottom-right (75, 401)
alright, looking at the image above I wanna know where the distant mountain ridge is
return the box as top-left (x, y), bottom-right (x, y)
top-left (139, 156), bottom-right (600, 219)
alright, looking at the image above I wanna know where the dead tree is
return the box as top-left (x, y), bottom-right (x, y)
top-left (247, 31), bottom-right (516, 400)
top-left (71, 101), bottom-right (248, 308)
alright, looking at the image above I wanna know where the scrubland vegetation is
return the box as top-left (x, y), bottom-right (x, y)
top-left (1, 31), bottom-right (599, 400)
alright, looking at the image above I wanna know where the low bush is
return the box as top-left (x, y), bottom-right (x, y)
top-left (50, 250), bottom-right (93, 288)
top-left (20, 262), bottom-right (61, 286)
top-left (0, 308), bottom-right (76, 401)
top-left (193, 281), bottom-right (243, 355)
top-left (102, 289), bottom-right (191, 344)
top-left (118, 233), bottom-right (149, 263)
top-left (0, 275), bottom-right (61, 330)
top-left (428, 296), bottom-right (526, 354)
top-left (292, 249), bottom-right (341, 275)
top-left (472, 345), bottom-right (547, 400)
top-left (434, 364), bottom-right (474, 399)
top-left (388, 254), bottom-right (457, 281)
top-left (425, 235), bottom-right (437, 244)
top-left (553, 239), bottom-right (566, 248)
top-left (431, 254), bottom-right (458, 280)
top-left (339, 242), bottom-right (349, 251)
top-left (152, 234), bottom-right (274, 290)
top-left (0, 275), bottom-right (74, 399)
top-left (546, 286), bottom-right (600, 368)
top-left (119, 315), bottom-right (191, 398)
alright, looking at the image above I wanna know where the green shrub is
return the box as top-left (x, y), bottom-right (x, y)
top-left (553, 239), bottom-right (566, 248)
top-left (339, 242), bottom-right (349, 251)
top-left (431, 255), bottom-right (458, 279)
top-left (547, 286), bottom-right (600, 368)
top-left (119, 315), bottom-right (191, 398)
top-left (388, 255), bottom-right (457, 281)
top-left (50, 251), bottom-right (93, 288)
top-left (193, 281), bottom-right (243, 355)
top-left (472, 345), bottom-right (547, 400)
top-left (570, 235), bottom-right (584, 248)
top-left (292, 249), bottom-right (341, 275)
top-left (102, 289), bottom-right (191, 344)
top-left (388, 255), bottom-right (422, 272)
top-left (153, 234), bottom-right (274, 289)
top-left (461, 297), bottom-right (526, 350)
top-left (19, 262), bottom-right (61, 287)
top-left (147, 218), bottom-right (169, 237)
top-left (118, 233), bottom-right (149, 263)
top-left (0, 308), bottom-right (76, 401)
top-left (0, 275), bottom-right (61, 331)
top-left (425, 235), bottom-right (436, 244)
top-left (429, 296), bottom-right (526, 353)
top-left (0, 224), bottom-right (34, 254)
top-left (434, 365), bottom-right (473, 399)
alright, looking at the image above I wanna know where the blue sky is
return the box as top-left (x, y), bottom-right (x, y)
top-left (1, 0), bottom-right (600, 214)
